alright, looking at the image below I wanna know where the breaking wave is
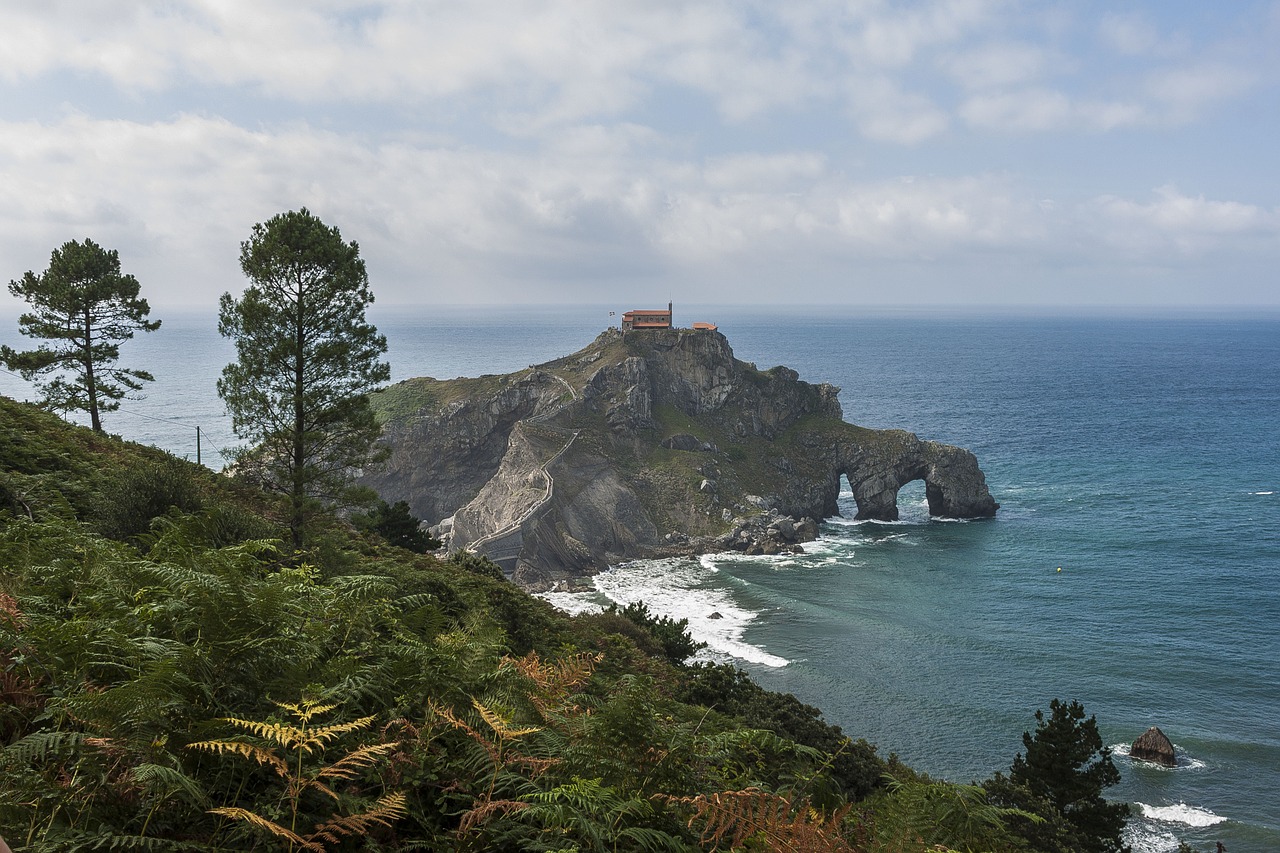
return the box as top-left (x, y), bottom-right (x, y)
top-left (539, 557), bottom-right (789, 668)
top-left (1136, 802), bottom-right (1227, 827)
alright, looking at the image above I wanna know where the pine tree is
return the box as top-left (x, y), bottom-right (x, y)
top-left (217, 209), bottom-right (390, 548)
top-left (2, 238), bottom-right (160, 432)
top-left (987, 699), bottom-right (1130, 853)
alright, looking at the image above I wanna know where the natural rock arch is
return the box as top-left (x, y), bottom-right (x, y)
top-left (833, 431), bottom-right (999, 522)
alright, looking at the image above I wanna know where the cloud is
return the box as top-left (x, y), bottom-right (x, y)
top-left (1143, 63), bottom-right (1256, 121)
top-left (1089, 185), bottom-right (1280, 255)
top-left (0, 4), bottom-right (1277, 308)
top-left (940, 40), bottom-right (1052, 89)
top-left (9, 112), bottom-right (1271, 306)
top-left (1097, 12), bottom-right (1166, 57)
top-left (959, 89), bottom-right (1150, 132)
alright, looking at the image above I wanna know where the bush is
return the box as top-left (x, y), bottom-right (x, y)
top-left (605, 601), bottom-right (705, 665)
top-left (679, 662), bottom-right (888, 801)
top-left (91, 455), bottom-right (203, 541)
top-left (354, 499), bottom-right (440, 553)
top-left (446, 549), bottom-right (506, 580)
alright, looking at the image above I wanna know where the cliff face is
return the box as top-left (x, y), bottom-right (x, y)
top-left (363, 328), bottom-right (997, 588)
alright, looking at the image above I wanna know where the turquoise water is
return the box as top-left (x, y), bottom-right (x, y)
top-left (3, 305), bottom-right (1277, 851)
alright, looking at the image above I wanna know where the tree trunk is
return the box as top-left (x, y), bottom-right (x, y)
top-left (83, 315), bottom-right (102, 432)
top-left (291, 288), bottom-right (306, 550)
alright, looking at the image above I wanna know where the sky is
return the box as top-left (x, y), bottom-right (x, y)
top-left (1, 0), bottom-right (1278, 311)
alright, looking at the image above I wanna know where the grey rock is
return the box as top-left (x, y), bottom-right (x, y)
top-left (361, 326), bottom-right (997, 588)
top-left (662, 433), bottom-right (704, 451)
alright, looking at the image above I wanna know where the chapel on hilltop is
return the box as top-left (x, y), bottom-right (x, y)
top-left (621, 302), bottom-right (717, 332)
top-left (621, 303), bottom-right (673, 330)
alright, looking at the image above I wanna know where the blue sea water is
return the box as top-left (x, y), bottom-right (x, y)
top-left (3, 304), bottom-right (1278, 851)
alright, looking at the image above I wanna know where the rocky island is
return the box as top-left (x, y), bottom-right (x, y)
top-left (362, 326), bottom-right (997, 589)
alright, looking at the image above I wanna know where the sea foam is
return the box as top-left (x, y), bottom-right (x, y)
top-left (589, 557), bottom-right (790, 668)
top-left (1137, 802), bottom-right (1227, 827)
top-left (1121, 822), bottom-right (1183, 853)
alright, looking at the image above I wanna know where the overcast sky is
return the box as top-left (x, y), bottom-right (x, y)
top-left (2, 1), bottom-right (1278, 311)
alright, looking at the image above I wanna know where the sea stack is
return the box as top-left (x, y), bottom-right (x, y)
top-left (1131, 726), bottom-right (1176, 766)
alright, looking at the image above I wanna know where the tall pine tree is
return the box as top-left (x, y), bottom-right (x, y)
top-left (217, 209), bottom-right (390, 547)
top-left (986, 699), bottom-right (1130, 853)
top-left (2, 239), bottom-right (160, 432)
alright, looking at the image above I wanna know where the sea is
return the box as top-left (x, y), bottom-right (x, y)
top-left (2, 303), bottom-right (1277, 852)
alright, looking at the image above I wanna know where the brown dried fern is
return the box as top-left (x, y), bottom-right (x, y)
top-left (428, 698), bottom-right (500, 764)
top-left (316, 741), bottom-right (400, 780)
top-left (457, 796), bottom-right (531, 834)
top-left (309, 791), bottom-right (409, 844)
top-left (187, 739), bottom-right (289, 777)
top-left (473, 699), bottom-right (541, 739)
top-left (508, 650), bottom-right (602, 713)
top-left (208, 807), bottom-right (322, 851)
top-left (662, 788), bottom-right (854, 852)
top-left (190, 699), bottom-right (404, 851)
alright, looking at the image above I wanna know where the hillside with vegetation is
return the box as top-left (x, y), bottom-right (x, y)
top-left (0, 395), bottom-right (1130, 852)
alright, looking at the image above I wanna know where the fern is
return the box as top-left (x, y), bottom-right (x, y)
top-left (2, 729), bottom-right (86, 765)
top-left (129, 762), bottom-right (209, 807)
top-left (186, 738), bottom-right (289, 776)
top-left (27, 832), bottom-right (210, 852)
top-left (209, 807), bottom-right (320, 850)
top-left (315, 741), bottom-right (399, 780)
top-left (189, 697), bottom-right (404, 851)
top-left (663, 788), bottom-right (854, 852)
top-left (474, 699), bottom-right (541, 739)
top-left (309, 790), bottom-right (409, 843)
top-left (514, 778), bottom-right (684, 853)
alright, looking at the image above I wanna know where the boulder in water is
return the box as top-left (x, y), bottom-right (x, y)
top-left (1131, 726), bottom-right (1176, 766)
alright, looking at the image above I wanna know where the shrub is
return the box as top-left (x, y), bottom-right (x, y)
top-left (354, 499), bottom-right (440, 553)
top-left (605, 601), bottom-right (705, 665)
top-left (91, 455), bottom-right (203, 541)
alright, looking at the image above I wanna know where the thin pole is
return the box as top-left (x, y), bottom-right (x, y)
top-left (196, 425), bottom-right (201, 467)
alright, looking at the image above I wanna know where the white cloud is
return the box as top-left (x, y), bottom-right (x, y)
top-left (940, 41), bottom-right (1052, 89)
top-left (1089, 185), bottom-right (1280, 254)
top-left (0, 4), bottom-right (1277, 307)
top-left (1143, 63), bottom-right (1256, 121)
top-left (847, 77), bottom-right (950, 144)
top-left (1097, 12), bottom-right (1165, 57)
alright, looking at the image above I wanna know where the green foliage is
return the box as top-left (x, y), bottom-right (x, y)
top-left (1, 398), bottom-right (1037, 852)
top-left (354, 499), bottom-right (440, 553)
top-left (862, 773), bottom-right (1034, 852)
top-left (217, 208), bottom-right (390, 548)
top-left (90, 457), bottom-right (204, 542)
top-left (446, 549), bottom-right (507, 580)
top-left (679, 663), bottom-right (888, 802)
top-left (2, 238), bottom-right (160, 432)
top-left (985, 699), bottom-right (1130, 853)
top-left (605, 601), bottom-right (706, 665)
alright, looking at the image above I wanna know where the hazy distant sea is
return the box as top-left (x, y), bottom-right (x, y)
top-left (3, 304), bottom-right (1278, 852)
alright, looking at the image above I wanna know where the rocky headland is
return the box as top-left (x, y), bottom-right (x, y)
top-left (361, 327), bottom-right (997, 589)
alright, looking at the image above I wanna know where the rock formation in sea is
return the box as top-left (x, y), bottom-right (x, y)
top-left (1131, 726), bottom-right (1177, 766)
top-left (360, 327), bottom-right (998, 589)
